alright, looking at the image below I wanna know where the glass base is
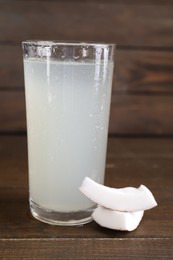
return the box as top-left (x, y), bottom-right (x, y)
top-left (30, 199), bottom-right (95, 226)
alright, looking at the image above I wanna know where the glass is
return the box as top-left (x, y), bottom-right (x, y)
top-left (22, 40), bottom-right (115, 226)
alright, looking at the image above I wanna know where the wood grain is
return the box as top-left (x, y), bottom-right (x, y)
top-left (0, 238), bottom-right (173, 259)
top-left (0, 2), bottom-right (173, 47)
top-left (115, 50), bottom-right (173, 94)
top-left (3, 0), bottom-right (173, 4)
top-left (109, 94), bottom-right (173, 135)
top-left (0, 91), bottom-right (26, 132)
top-left (0, 45), bottom-right (24, 89)
top-left (0, 136), bottom-right (173, 258)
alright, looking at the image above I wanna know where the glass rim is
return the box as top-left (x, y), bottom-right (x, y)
top-left (22, 40), bottom-right (116, 48)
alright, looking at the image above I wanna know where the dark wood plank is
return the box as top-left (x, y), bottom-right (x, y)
top-left (0, 2), bottom-right (173, 47)
top-left (0, 238), bottom-right (173, 259)
top-left (3, 0), bottom-right (173, 4)
top-left (115, 49), bottom-right (173, 94)
top-left (1, 91), bottom-right (173, 135)
top-left (1, 45), bottom-right (173, 94)
top-left (0, 45), bottom-right (24, 90)
top-left (0, 91), bottom-right (26, 132)
top-left (0, 136), bottom-right (173, 258)
top-left (109, 94), bottom-right (173, 135)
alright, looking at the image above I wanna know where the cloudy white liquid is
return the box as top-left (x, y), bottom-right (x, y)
top-left (24, 58), bottom-right (114, 212)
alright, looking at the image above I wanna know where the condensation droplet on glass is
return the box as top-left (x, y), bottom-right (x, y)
top-left (51, 155), bottom-right (55, 161)
top-left (92, 137), bottom-right (96, 142)
top-left (90, 114), bottom-right (93, 118)
top-left (48, 94), bottom-right (53, 104)
top-left (74, 55), bottom-right (80, 60)
top-left (82, 48), bottom-right (88, 58)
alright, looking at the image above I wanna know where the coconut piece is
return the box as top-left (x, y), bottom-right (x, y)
top-left (79, 177), bottom-right (157, 212)
top-left (92, 205), bottom-right (144, 231)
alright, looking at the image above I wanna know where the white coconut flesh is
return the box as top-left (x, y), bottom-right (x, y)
top-left (79, 177), bottom-right (157, 212)
top-left (92, 206), bottom-right (144, 231)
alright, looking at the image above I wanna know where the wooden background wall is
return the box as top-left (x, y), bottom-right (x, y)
top-left (0, 0), bottom-right (173, 136)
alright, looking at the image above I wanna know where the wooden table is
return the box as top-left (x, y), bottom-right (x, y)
top-left (0, 135), bottom-right (173, 259)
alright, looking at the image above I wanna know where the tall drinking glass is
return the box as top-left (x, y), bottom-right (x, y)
top-left (22, 41), bottom-right (115, 225)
